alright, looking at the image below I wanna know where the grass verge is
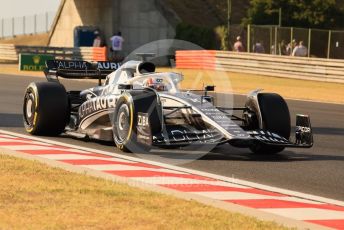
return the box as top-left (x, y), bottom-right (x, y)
top-left (0, 154), bottom-right (289, 230)
top-left (0, 64), bottom-right (45, 77)
top-left (161, 68), bottom-right (344, 104)
top-left (1, 64), bottom-right (343, 104)
top-left (0, 33), bottom-right (49, 46)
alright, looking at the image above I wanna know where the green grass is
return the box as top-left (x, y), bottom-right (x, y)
top-left (1, 64), bottom-right (342, 104)
top-left (0, 33), bottom-right (49, 46)
top-left (0, 154), bottom-right (290, 230)
top-left (160, 68), bottom-right (344, 104)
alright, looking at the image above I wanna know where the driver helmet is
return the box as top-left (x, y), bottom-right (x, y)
top-left (143, 77), bottom-right (165, 91)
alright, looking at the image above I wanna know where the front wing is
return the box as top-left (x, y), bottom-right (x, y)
top-left (139, 113), bottom-right (313, 149)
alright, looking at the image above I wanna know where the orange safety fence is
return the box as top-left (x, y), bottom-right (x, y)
top-left (176, 50), bottom-right (216, 70)
top-left (92, 47), bottom-right (107, 61)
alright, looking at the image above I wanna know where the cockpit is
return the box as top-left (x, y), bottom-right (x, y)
top-left (105, 61), bottom-right (183, 94)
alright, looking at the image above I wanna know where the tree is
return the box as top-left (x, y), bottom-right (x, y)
top-left (243, 0), bottom-right (344, 29)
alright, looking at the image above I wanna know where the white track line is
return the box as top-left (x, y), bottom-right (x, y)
top-left (0, 134), bottom-right (21, 138)
top-left (81, 164), bottom-right (186, 174)
top-left (130, 177), bottom-right (250, 188)
top-left (1, 145), bottom-right (88, 153)
top-left (1, 129), bottom-right (343, 207)
top-left (261, 208), bottom-right (344, 220)
top-left (0, 138), bottom-right (52, 145)
top-left (190, 191), bottom-right (279, 200)
top-left (37, 154), bottom-right (110, 160)
top-left (60, 157), bottom-right (138, 164)
top-left (190, 191), bottom-right (324, 204)
top-left (130, 177), bottom-right (213, 185)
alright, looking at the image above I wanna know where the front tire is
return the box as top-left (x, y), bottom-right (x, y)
top-left (112, 90), bottom-right (162, 153)
top-left (246, 93), bottom-right (291, 154)
top-left (23, 82), bottom-right (69, 136)
top-left (113, 97), bottom-right (134, 152)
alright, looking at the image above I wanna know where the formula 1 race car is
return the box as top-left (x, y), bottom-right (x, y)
top-left (23, 59), bottom-right (313, 154)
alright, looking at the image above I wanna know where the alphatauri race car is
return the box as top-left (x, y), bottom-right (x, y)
top-left (23, 59), bottom-right (313, 154)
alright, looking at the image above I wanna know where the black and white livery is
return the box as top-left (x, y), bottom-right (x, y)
top-left (23, 59), bottom-right (313, 154)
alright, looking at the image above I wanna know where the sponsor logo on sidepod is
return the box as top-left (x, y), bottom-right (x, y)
top-left (79, 95), bottom-right (117, 119)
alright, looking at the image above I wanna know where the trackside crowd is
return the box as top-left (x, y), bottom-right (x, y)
top-left (233, 36), bottom-right (308, 57)
top-left (90, 28), bottom-right (307, 59)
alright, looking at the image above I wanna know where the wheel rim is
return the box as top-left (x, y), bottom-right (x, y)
top-left (24, 92), bottom-right (35, 128)
top-left (26, 98), bottom-right (33, 118)
top-left (116, 104), bottom-right (130, 142)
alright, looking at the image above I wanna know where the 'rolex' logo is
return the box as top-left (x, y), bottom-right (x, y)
top-left (32, 55), bottom-right (40, 65)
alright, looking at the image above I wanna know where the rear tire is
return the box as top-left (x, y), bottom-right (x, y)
top-left (23, 82), bottom-right (69, 136)
top-left (247, 93), bottom-right (291, 154)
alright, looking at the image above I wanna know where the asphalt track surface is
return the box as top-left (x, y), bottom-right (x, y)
top-left (0, 73), bottom-right (343, 201)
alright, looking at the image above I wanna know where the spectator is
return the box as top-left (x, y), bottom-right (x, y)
top-left (93, 31), bottom-right (102, 47)
top-left (286, 39), bottom-right (296, 56)
top-left (233, 36), bottom-right (245, 52)
top-left (110, 31), bottom-right (124, 60)
top-left (279, 40), bottom-right (288, 55)
top-left (253, 41), bottom-right (265, 53)
top-left (271, 44), bottom-right (276, 55)
top-left (292, 41), bottom-right (308, 57)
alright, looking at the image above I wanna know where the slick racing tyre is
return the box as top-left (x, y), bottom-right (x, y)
top-left (112, 89), bottom-right (162, 153)
top-left (246, 93), bottom-right (291, 154)
top-left (23, 82), bottom-right (69, 136)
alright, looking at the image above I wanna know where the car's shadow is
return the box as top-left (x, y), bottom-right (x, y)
top-left (199, 145), bottom-right (344, 162)
top-left (35, 134), bottom-right (344, 163)
top-left (0, 113), bottom-right (23, 128)
top-left (3, 112), bottom-right (342, 163)
top-left (311, 127), bottom-right (344, 136)
top-left (90, 139), bottom-right (344, 163)
top-left (66, 131), bottom-right (344, 163)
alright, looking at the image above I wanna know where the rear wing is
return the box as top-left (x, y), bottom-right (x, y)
top-left (44, 60), bottom-right (121, 85)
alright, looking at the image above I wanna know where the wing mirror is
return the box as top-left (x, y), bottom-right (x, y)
top-left (202, 86), bottom-right (215, 105)
top-left (118, 84), bottom-right (133, 90)
top-left (204, 85), bottom-right (215, 91)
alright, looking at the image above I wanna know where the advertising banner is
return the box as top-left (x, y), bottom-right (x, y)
top-left (19, 54), bottom-right (54, 71)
